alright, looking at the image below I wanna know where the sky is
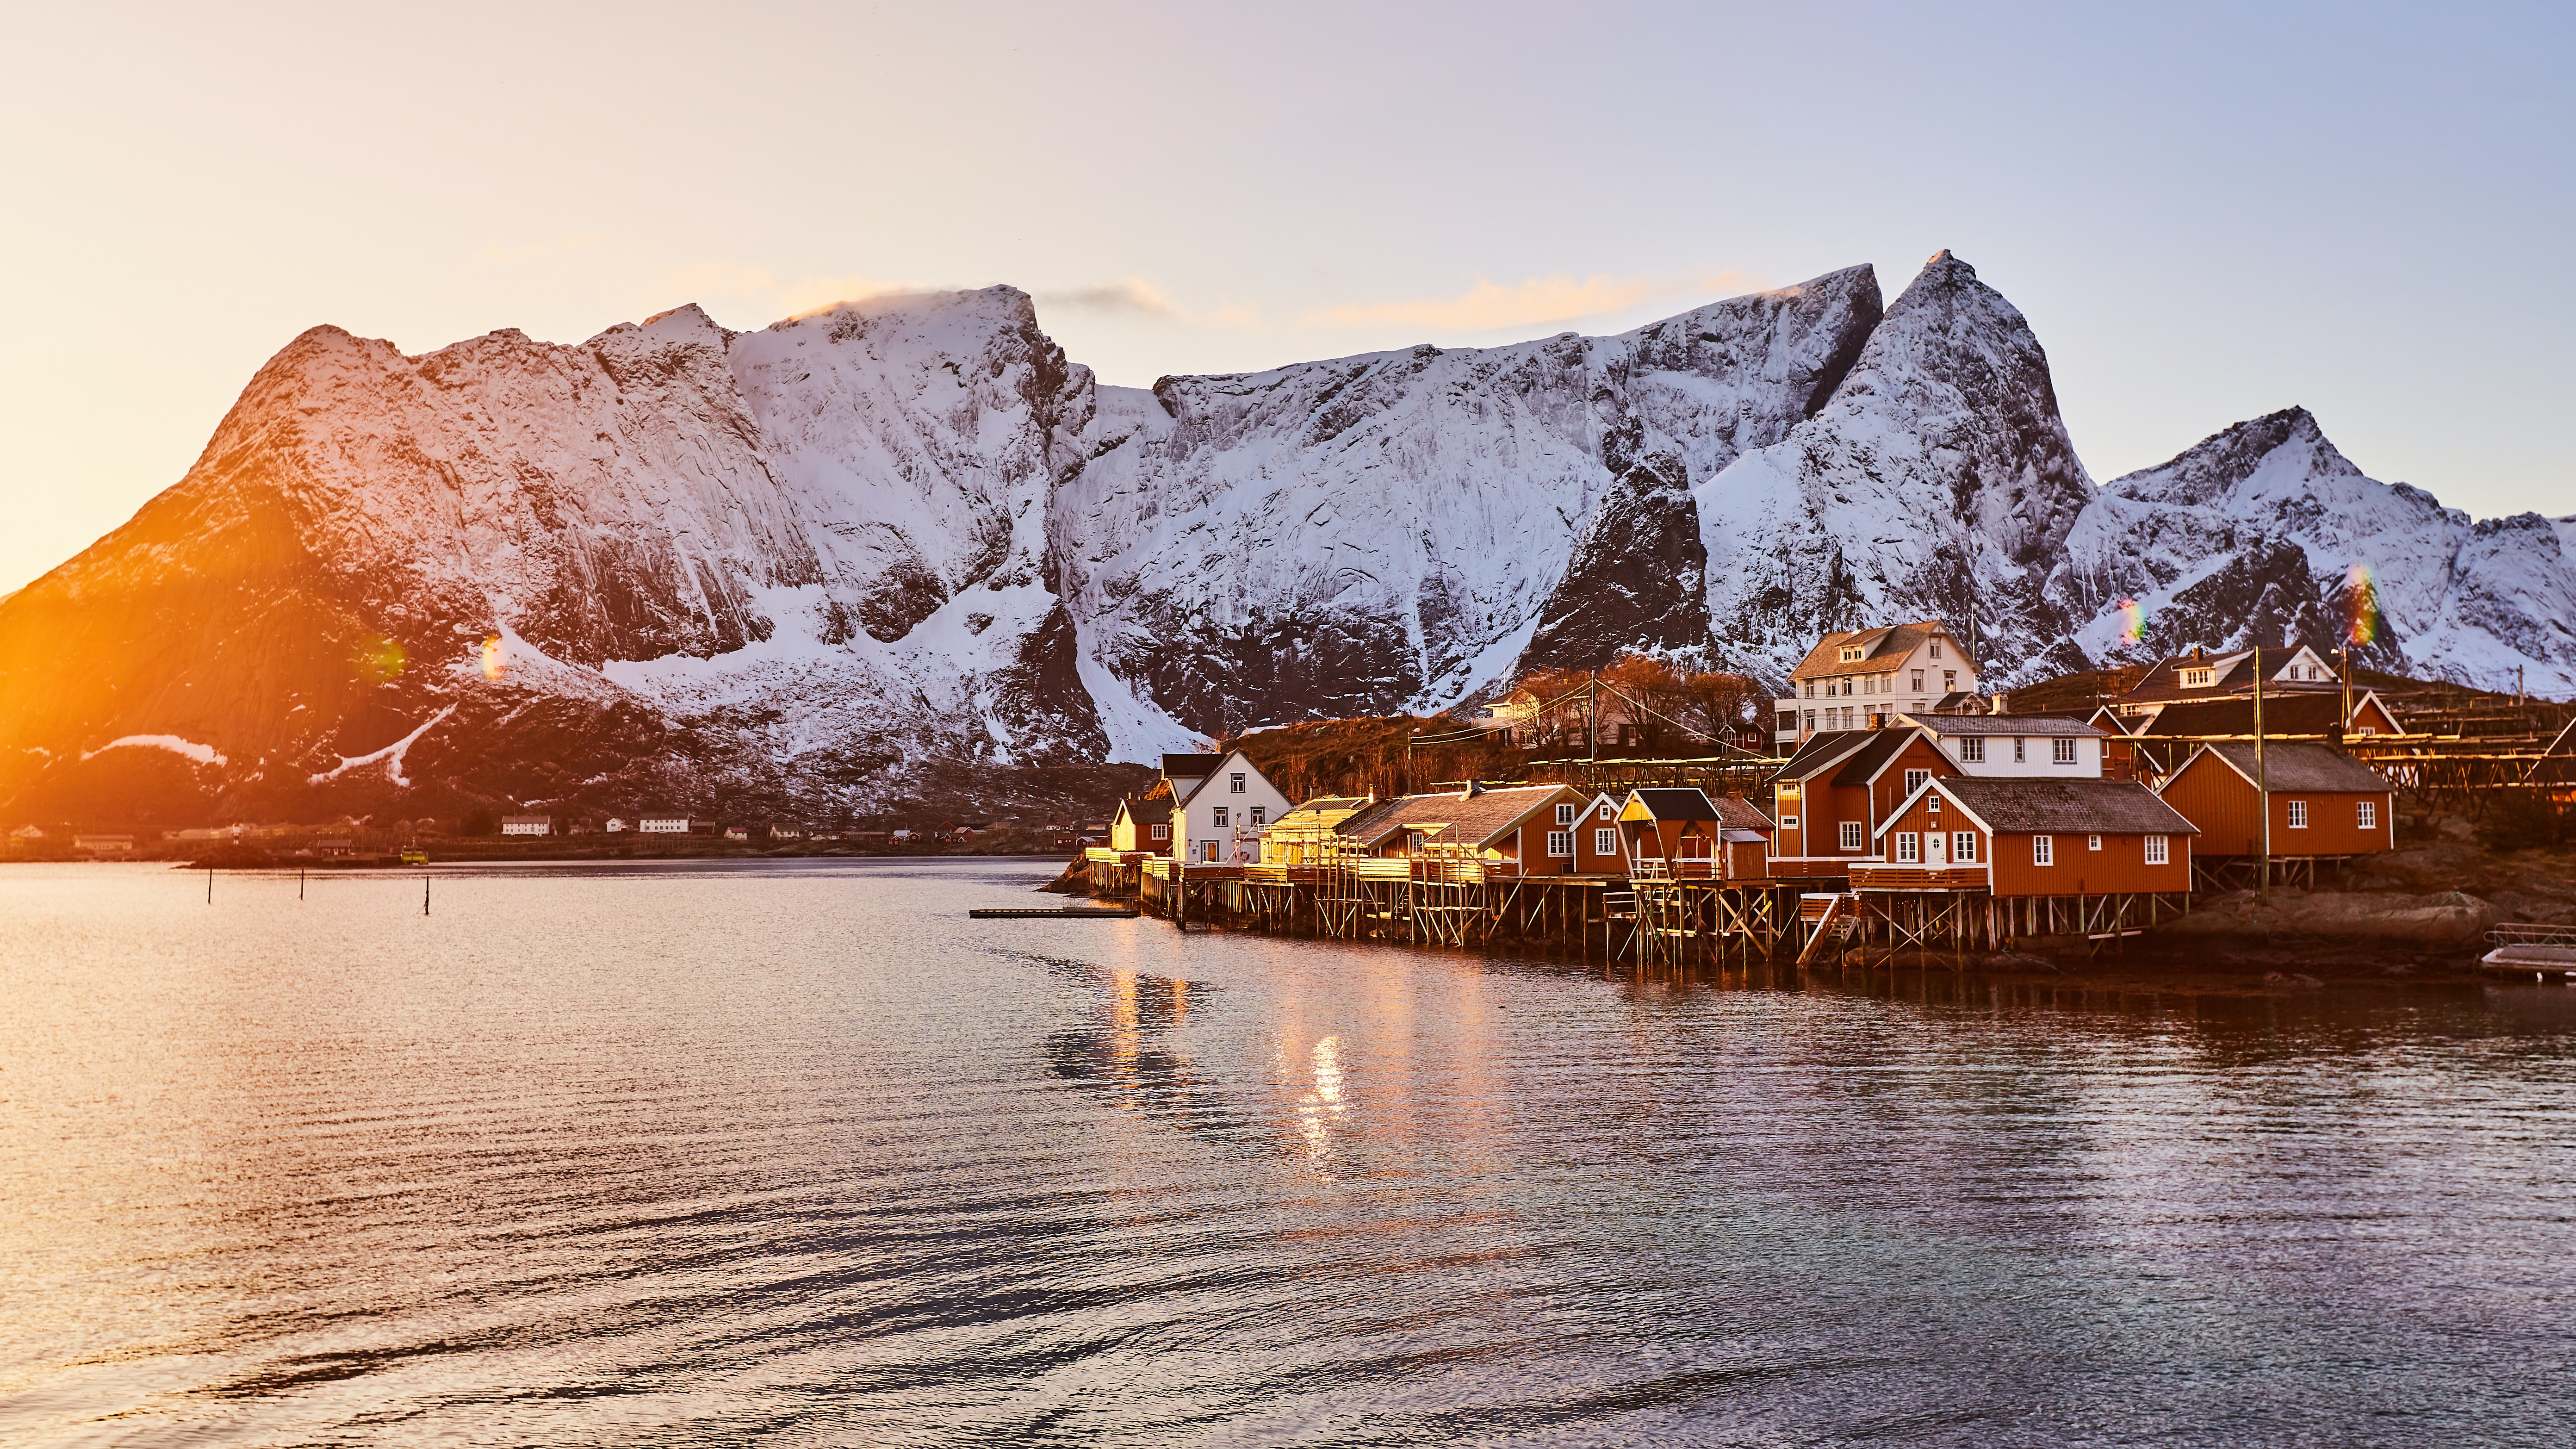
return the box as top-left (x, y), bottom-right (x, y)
top-left (1, 0), bottom-right (2567, 593)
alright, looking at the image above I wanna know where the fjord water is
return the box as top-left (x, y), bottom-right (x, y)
top-left (2, 861), bottom-right (2570, 1447)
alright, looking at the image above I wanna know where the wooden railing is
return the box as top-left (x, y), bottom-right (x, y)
top-left (1855, 861), bottom-right (1988, 887)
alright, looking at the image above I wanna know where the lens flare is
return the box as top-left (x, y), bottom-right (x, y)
top-left (2344, 564), bottom-right (2379, 646)
top-left (353, 635), bottom-right (406, 683)
top-left (2116, 597), bottom-right (2147, 646)
top-left (481, 633), bottom-right (507, 680)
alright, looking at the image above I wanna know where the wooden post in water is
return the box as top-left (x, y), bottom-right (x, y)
top-left (300, 869), bottom-right (306, 901)
top-left (206, 868), bottom-right (212, 904)
top-left (423, 873), bottom-right (430, 916)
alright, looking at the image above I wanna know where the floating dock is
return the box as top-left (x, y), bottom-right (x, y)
top-left (971, 906), bottom-right (1141, 919)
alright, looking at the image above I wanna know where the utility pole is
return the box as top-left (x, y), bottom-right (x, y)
top-left (1588, 670), bottom-right (1599, 764)
top-left (2254, 644), bottom-right (2270, 905)
top-left (2340, 641), bottom-right (2352, 735)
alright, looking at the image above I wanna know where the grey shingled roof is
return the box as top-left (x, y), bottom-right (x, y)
top-left (1162, 753), bottom-right (1221, 777)
top-left (1392, 785), bottom-right (1570, 847)
top-left (2189, 740), bottom-right (2392, 794)
top-left (1933, 777), bottom-right (2200, 836)
top-left (1712, 796), bottom-right (1774, 831)
top-left (1117, 796), bottom-right (1171, 825)
top-left (1906, 714), bottom-right (2104, 737)
top-left (1829, 729), bottom-right (1919, 786)
top-left (2136, 694), bottom-right (2348, 737)
top-left (1774, 729), bottom-right (1880, 779)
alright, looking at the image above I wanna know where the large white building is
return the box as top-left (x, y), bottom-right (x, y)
top-left (1775, 621), bottom-right (1980, 747)
top-left (1159, 750), bottom-right (1293, 864)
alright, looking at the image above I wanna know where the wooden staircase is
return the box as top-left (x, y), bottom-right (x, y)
top-left (1796, 892), bottom-right (1858, 967)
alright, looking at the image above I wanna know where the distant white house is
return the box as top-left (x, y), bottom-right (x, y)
top-left (1159, 749), bottom-right (1293, 864)
top-left (73, 834), bottom-right (136, 854)
top-left (638, 815), bottom-right (690, 834)
top-left (500, 815), bottom-right (552, 837)
top-left (722, 824), bottom-right (749, 841)
top-left (604, 817), bottom-right (628, 833)
top-left (9, 824), bottom-right (44, 841)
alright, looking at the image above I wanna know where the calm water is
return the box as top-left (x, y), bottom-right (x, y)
top-left (1, 859), bottom-right (2571, 1447)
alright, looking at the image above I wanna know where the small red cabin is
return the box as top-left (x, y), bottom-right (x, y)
top-left (1874, 777), bottom-right (2197, 898)
top-left (2154, 741), bottom-right (2395, 859)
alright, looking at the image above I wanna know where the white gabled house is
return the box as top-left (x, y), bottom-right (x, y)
top-left (1775, 620), bottom-right (1980, 747)
top-left (1160, 750), bottom-right (1293, 864)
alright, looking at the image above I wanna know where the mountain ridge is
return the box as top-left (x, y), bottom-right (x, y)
top-left (3, 254), bottom-right (2568, 827)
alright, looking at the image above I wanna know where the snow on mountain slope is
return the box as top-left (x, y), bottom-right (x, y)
top-left (2057, 408), bottom-right (2576, 694)
top-left (1694, 251), bottom-right (2096, 681)
top-left (1049, 264), bottom-right (1883, 735)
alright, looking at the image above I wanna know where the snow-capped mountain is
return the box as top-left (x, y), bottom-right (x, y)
top-left (0, 251), bottom-right (2566, 826)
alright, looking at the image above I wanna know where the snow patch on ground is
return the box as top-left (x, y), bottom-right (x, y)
top-left (82, 735), bottom-right (226, 767)
top-left (308, 706), bottom-right (456, 786)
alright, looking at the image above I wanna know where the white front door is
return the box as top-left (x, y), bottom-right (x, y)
top-left (1924, 830), bottom-right (1947, 865)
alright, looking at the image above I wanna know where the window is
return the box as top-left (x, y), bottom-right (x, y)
top-left (1249, 806), bottom-right (1266, 827)
top-left (1927, 794), bottom-right (1942, 815)
top-left (2033, 834), bottom-right (2054, 866)
top-left (1547, 831), bottom-right (1573, 857)
top-left (2052, 738), bottom-right (2077, 765)
top-left (2144, 835), bottom-right (2169, 865)
top-left (1895, 832), bottom-right (1921, 863)
top-left (2358, 800), bottom-right (2377, 829)
top-left (2287, 799), bottom-right (2308, 829)
top-left (1781, 815), bottom-right (1800, 831)
top-left (1912, 670), bottom-right (1925, 691)
top-left (1904, 769), bottom-right (1930, 796)
top-left (1843, 678), bottom-right (1855, 696)
top-left (1959, 737), bottom-right (1986, 763)
top-left (1555, 803), bottom-right (1577, 826)
top-left (1953, 831), bottom-right (1978, 863)
top-left (2182, 668), bottom-right (2214, 688)
top-left (1150, 823), bottom-right (1169, 840)
top-left (1930, 642), bottom-right (1943, 659)
top-left (1408, 831), bottom-right (1426, 852)
top-left (1839, 821), bottom-right (1864, 852)
top-left (1597, 800), bottom-right (1614, 821)
top-left (1230, 772), bottom-right (1245, 793)
top-left (2012, 737), bottom-right (2027, 764)
top-left (2087, 834), bottom-right (2102, 851)
top-left (1212, 806), bottom-right (1229, 827)
top-left (1804, 682), bottom-right (1815, 698)
top-left (1202, 841), bottom-right (1220, 862)
top-left (1841, 645), bottom-right (1864, 662)
top-left (1595, 827), bottom-right (1616, 856)
top-left (1803, 710), bottom-right (1816, 733)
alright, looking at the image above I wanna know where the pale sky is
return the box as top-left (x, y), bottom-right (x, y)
top-left (2, 1), bottom-right (2567, 593)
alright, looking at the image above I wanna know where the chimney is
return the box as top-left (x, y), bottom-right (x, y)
top-left (1989, 693), bottom-right (2008, 715)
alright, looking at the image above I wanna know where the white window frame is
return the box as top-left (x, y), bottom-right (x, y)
top-left (1781, 814), bottom-right (1800, 831)
top-left (2012, 737), bottom-right (2027, 764)
top-left (2144, 835), bottom-right (2169, 865)
top-left (1930, 642), bottom-right (1943, 660)
top-left (2052, 738), bottom-right (2077, 765)
top-left (2087, 834), bottom-right (2102, 851)
top-left (1960, 737), bottom-right (1985, 764)
top-left (1149, 823), bottom-right (1169, 840)
top-left (1555, 802), bottom-right (1577, 826)
top-left (1912, 670), bottom-right (1925, 691)
top-left (2033, 834), bottom-right (2054, 866)
top-left (1838, 821), bottom-right (1864, 852)
top-left (1597, 800), bottom-right (1614, 821)
top-left (1953, 831), bottom-right (1978, 863)
top-left (1895, 832), bottom-right (1920, 863)
top-left (1547, 830), bottom-right (1573, 858)
top-left (1249, 806), bottom-right (1266, 827)
top-left (1212, 806), bottom-right (1229, 827)
top-left (2358, 800), bottom-right (2377, 829)
top-left (1230, 772), bottom-right (1246, 794)
top-left (1594, 827), bottom-right (1616, 856)
top-left (2287, 799), bottom-right (2309, 829)
top-left (1904, 769), bottom-right (1930, 796)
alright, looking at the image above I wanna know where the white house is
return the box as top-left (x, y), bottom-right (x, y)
top-left (500, 815), bottom-right (552, 837)
top-left (1160, 750), bottom-right (1294, 864)
top-left (1775, 621), bottom-right (1980, 747)
top-left (1899, 715), bottom-right (2108, 779)
top-left (638, 815), bottom-right (690, 834)
top-left (604, 817), bottom-right (628, 833)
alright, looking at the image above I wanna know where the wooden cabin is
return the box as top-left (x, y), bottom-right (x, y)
top-left (1617, 789), bottom-right (1774, 879)
top-left (1330, 784), bottom-right (1582, 875)
top-left (1767, 725), bottom-right (1960, 872)
top-left (1260, 795), bottom-right (1370, 866)
top-left (1869, 777), bottom-right (2197, 898)
top-left (1108, 796), bottom-right (1173, 854)
top-left (1570, 791), bottom-right (1628, 875)
top-left (2154, 741), bottom-right (2396, 860)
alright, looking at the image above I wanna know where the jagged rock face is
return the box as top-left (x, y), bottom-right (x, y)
top-left (2057, 407), bottom-right (2576, 692)
top-left (1517, 418), bottom-right (1711, 671)
top-left (1051, 265), bottom-right (1883, 738)
top-left (1693, 252), bottom-right (2098, 680)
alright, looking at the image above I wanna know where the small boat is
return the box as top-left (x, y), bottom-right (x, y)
top-left (399, 847), bottom-right (429, 866)
top-left (2481, 924), bottom-right (2576, 979)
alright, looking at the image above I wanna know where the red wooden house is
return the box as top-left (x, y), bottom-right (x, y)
top-left (1570, 791), bottom-right (1628, 875)
top-left (2154, 741), bottom-right (2395, 861)
top-left (1868, 777), bottom-right (2198, 898)
top-left (1767, 726), bottom-right (1960, 871)
top-left (1331, 784), bottom-right (1585, 875)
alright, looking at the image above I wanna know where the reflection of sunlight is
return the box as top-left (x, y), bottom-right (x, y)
top-left (1297, 1034), bottom-right (1348, 1157)
top-left (1111, 970), bottom-right (1139, 1084)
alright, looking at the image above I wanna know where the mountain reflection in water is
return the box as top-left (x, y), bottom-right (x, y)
top-left (1, 858), bottom-right (2571, 1447)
